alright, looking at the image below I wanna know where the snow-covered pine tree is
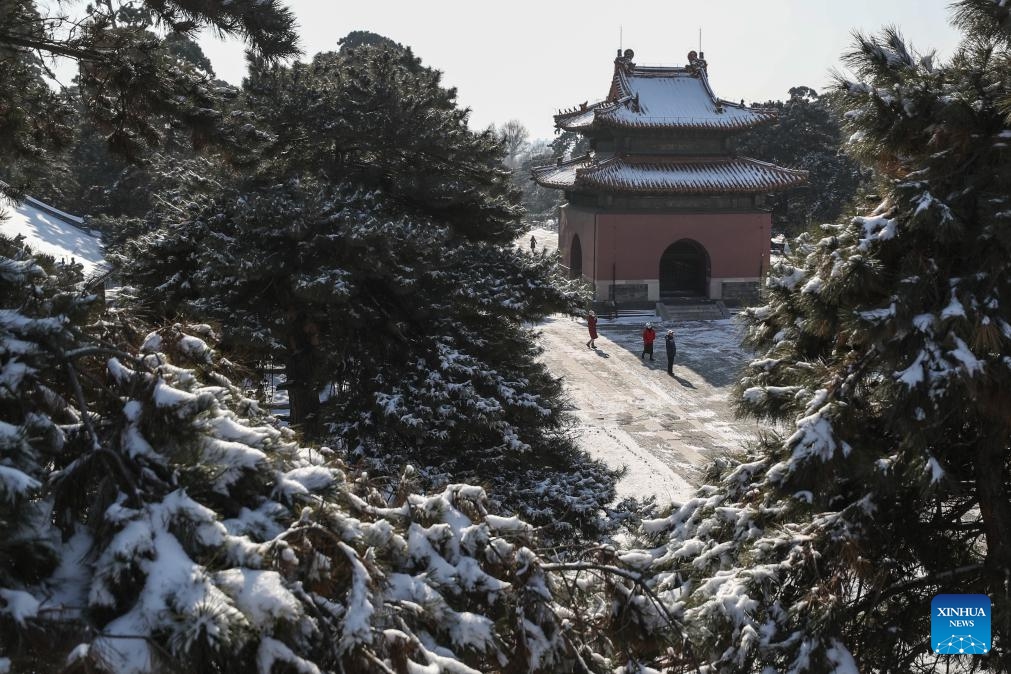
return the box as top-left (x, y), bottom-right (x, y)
top-left (116, 40), bottom-right (618, 538)
top-left (1, 235), bottom-right (651, 673)
top-left (0, 0), bottom-right (297, 199)
top-left (0, 235), bottom-right (83, 656)
top-left (0, 232), bottom-right (330, 671)
top-left (734, 86), bottom-right (867, 235)
top-left (118, 180), bottom-right (616, 537)
top-left (47, 30), bottom-right (239, 219)
top-left (625, 6), bottom-right (1011, 673)
top-left (0, 7), bottom-right (75, 199)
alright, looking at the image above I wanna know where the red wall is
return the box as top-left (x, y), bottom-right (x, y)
top-left (560, 206), bottom-right (596, 281)
top-left (560, 205), bottom-right (771, 287)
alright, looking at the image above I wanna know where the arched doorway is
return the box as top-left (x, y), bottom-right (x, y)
top-left (659, 239), bottom-right (709, 298)
top-left (569, 235), bottom-right (583, 279)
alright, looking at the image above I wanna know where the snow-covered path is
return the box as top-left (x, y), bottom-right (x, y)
top-left (526, 226), bottom-right (558, 255)
top-left (537, 314), bottom-right (762, 506)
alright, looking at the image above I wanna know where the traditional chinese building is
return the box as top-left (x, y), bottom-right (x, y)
top-left (532, 49), bottom-right (806, 304)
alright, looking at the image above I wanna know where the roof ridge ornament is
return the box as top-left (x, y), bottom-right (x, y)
top-left (687, 50), bottom-right (708, 77)
top-left (615, 48), bottom-right (635, 74)
top-left (553, 48), bottom-right (776, 131)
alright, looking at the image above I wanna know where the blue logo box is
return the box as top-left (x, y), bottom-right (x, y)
top-left (931, 594), bottom-right (990, 655)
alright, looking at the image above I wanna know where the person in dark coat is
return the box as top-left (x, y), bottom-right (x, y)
top-left (530, 234), bottom-right (537, 252)
top-left (641, 322), bottom-right (656, 361)
top-left (665, 329), bottom-right (677, 375)
top-left (586, 310), bottom-right (598, 349)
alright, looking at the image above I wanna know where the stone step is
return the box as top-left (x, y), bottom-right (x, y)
top-left (592, 308), bottom-right (657, 320)
top-left (657, 301), bottom-right (728, 321)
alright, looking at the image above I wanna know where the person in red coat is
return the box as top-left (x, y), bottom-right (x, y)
top-left (586, 310), bottom-right (598, 349)
top-left (641, 322), bottom-right (656, 361)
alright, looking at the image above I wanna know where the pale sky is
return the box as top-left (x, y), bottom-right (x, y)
top-left (198, 0), bottom-right (963, 140)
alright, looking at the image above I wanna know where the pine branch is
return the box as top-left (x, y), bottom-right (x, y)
top-left (59, 353), bottom-right (142, 508)
top-left (539, 561), bottom-right (684, 640)
top-left (0, 31), bottom-right (111, 62)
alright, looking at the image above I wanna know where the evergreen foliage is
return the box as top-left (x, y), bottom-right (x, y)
top-left (0, 0), bottom-right (297, 199)
top-left (623, 6), bottom-right (1011, 672)
top-left (242, 45), bottom-right (517, 242)
top-left (42, 33), bottom-right (225, 219)
top-left (735, 86), bottom-right (867, 236)
top-left (549, 130), bottom-right (591, 163)
top-left (15, 4), bottom-right (1011, 671)
top-left (0, 236), bottom-right (679, 674)
top-left (0, 237), bottom-right (84, 620)
top-left (0, 7), bottom-right (75, 199)
top-left (337, 30), bottom-right (403, 53)
top-left (115, 42), bottom-right (618, 537)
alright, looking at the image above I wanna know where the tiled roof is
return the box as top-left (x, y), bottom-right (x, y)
top-left (555, 104), bottom-right (603, 129)
top-left (531, 155), bottom-right (596, 188)
top-left (555, 59), bottom-right (775, 132)
top-left (531, 154), bottom-right (807, 195)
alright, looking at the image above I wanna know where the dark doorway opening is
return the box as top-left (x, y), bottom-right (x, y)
top-left (570, 234), bottom-right (583, 279)
top-left (659, 239), bottom-right (709, 298)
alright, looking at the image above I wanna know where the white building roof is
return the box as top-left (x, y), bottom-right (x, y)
top-left (555, 52), bottom-right (775, 132)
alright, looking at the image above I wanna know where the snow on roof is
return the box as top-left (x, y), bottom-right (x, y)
top-left (555, 104), bottom-right (601, 130)
top-left (0, 197), bottom-right (105, 275)
top-left (532, 156), bottom-right (590, 189)
top-left (24, 196), bottom-right (84, 225)
top-left (532, 154), bottom-right (807, 195)
top-left (556, 54), bottom-right (775, 133)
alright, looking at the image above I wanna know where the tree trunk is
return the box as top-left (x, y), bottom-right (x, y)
top-left (286, 348), bottom-right (320, 440)
top-left (285, 310), bottom-right (322, 440)
top-left (974, 427), bottom-right (1011, 670)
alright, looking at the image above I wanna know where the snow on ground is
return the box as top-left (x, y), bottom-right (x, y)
top-left (526, 226), bottom-right (558, 255)
top-left (538, 315), bottom-right (761, 506)
top-left (527, 227), bottom-right (761, 506)
top-left (0, 197), bottom-right (104, 275)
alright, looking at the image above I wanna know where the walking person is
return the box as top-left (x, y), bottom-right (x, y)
top-left (641, 322), bottom-right (656, 361)
top-left (530, 234), bottom-right (537, 253)
top-left (665, 329), bottom-right (677, 375)
top-left (586, 310), bottom-right (598, 349)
